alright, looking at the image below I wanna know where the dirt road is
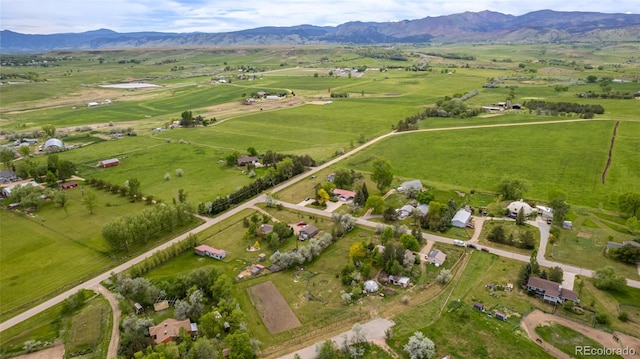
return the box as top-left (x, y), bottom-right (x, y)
top-left (94, 285), bottom-right (120, 359)
top-left (521, 309), bottom-right (640, 359)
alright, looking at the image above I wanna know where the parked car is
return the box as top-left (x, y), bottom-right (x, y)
top-left (467, 243), bottom-right (477, 249)
top-left (481, 248), bottom-right (490, 253)
top-left (546, 218), bottom-right (552, 225)
top-left (297, 221), bottom-right (307, 226)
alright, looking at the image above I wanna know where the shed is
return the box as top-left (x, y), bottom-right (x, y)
top-left (451, 209), bottom-right (471, 228)
top-left (257, 253), bottom-right (266, 262)
top-left (98, 158), bottom-right (120, 168)
top-left (259, 224), bottom-right (273, 235)
top-left (473, 302), bottom-right (485, 311)
top-left (298, 225), bottom-right (319, 240)
top-left (495, 312), bottom-right (508, 321)
top-left (154, 300), bottom-right (169, 312)
top-left (134, 302), bottom-right (144, 314)
top-left (223, 321), bottom-right (230, 332)
top-left (363, 280), bottom-right (379, 293)
top-left (59, 181), bottom-right (78, 190)
top-left (562, 221), bottom-right (573, 229)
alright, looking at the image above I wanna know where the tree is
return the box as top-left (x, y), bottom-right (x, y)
top-left (349, 242), bottom-right (366, 263)
top-left (371, 158), bottom-right (393, 193)
top-left (516, 207), bottom-right (525, 225)
top-left (399, 234), bottom-right (420, 252)
top-left (497, 178), bottom-right (528, 200)
top-left (41, 124), bottom-right (56, 138)
top-left (82, 190), bottom-right (97, 214)
top-left (619, 192), bottom-right (640, 217)
top-left (436, 269), bottom-right (453, 284)
top-left (365, 195), bottom-right (385, 214)
top-left (189, 337), bottom-right (218, 359)
top-left (548, 266), bottom-right (564, 283)
top-left (415, 190), bottom-right (434, 205)
top-left (54, 190), bottom-right (68, 212)
top-left (354, 182), bottom-right (369, 207)
top-left (127, 178), bottom-right (141, 201)
top-left (178, 189), bottom-right (187, 204)
top-left (18, 145), bottom-right (30, 158)
top-left (608, 244), bottom-right (640, 264)
top-left (0, 147), bottom-right (16, 169)
top-left (487, 225), bottom-right (505, 243)
top-left (317, 188), bottom-right (329, 206)
top-left (333, 168), bottom-right (353, 189)
top-left (247, 147), bottom-right (258, 156)
top-left (180, 110), bottom-right (194, 127)
top-left (57, 160), bottom-right (76, 181)
top-left (226, 332), bottom-right (254, 359)
top-left (403, 331), bottom-right (436, 359)
top-left (593, 266), bottom-right (626, 291)
top-left (549, 189), bottom-right (570, 224)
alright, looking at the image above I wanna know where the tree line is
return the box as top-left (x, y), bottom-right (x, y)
top-left (523, 100), bottom-right (604, 117)
top-left (102, 203), bottom-right (194, 252)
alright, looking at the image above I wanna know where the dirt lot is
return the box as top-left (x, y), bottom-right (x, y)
top-left (13, 342), bottom-right (64, 359)
top-left (521, 309), bottom-right (640, 359)
top-left (247, 281), bottom-right (301, 334)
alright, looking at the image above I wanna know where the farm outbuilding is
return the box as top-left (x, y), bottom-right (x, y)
top-left (194, 245), bottom-right (227, 260)
top-left (398, 179), bottom-right (423, 192)
top-left (451, 209), bottom-right (472, 228)
top-left (59, 181), bottom-right (78, 190)
top-left (98, 158), bottom-right (120, 168)
top-left (236, 155), bottom-right (259, 166)
top-left (44, 138), bottom-right (64, 152)
top-left (473, 302), bottom-right (485, 311)
top-left (495, 312), bottom-right (508, 321)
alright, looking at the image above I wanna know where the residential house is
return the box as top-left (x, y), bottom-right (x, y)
top-left (333, 188), bottom-right (356, 202)
top-left (526, 277), bottom-right (579, 304)
top-left (149, 318), bottom-right (193, 344)
top-left (98, 158), bottom-right (120, 168)
top-left (606, 241), bottom-right (640, 253)
top-left (451, 209), bottom-right (472, 228)
top-left (426, 250), bottom-right (447, 266)
top-left (259, 224), bottom-right (273, 235)
top-left (194, 245), bottom-right (227, 260)
top-left (416, 204), bottom-right (429, 216)
top-left (507, 200), bottom-right (533, 217)
top-left (236, 155), bottom-right (259, 166)
top-left (298, 225), bottom-right (319, 240)
top-left (398, 180), bottom-right (423, 193)
top-left (535, 205), bottom-right (554, 220)
top-left (398, 204), bottom-right (415, 219)
top-left (0, 170), bottom-right (17, 183)
top-left (1, 181), bottom-right (40, 197)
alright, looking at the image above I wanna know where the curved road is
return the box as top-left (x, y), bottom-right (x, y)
top-left (2, 117), bottom-right (637, 335)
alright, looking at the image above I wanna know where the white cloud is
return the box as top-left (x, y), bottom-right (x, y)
top-left (1, 0), bottom-right (637, 34)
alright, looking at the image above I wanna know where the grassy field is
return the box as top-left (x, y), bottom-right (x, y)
top-left (0, 186), bottom-right (200, 321)
top-left (344, 120), bottom-right (637, 210)
top-left (535, 323), bottom-right (623, 359)
top-left (0, 302), bottom-right (64, 357)
top-left (63, 296), bottom-right (111, 358)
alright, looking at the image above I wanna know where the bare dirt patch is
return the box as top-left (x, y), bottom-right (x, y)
top-left (247, 281), bottom-right (301, 334)
top-left (13, 341), bottom-right (64, 359)
top-left (577, 232), bottom-right (592, 239)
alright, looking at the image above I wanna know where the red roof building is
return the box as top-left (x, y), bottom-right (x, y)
top-left (98, 158), bottom-right (120, 168)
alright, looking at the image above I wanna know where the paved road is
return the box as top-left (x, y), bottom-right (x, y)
top-left (3, 117), bottom-right (637, 333)
top-left (276, 318), bottom-right (395, 359)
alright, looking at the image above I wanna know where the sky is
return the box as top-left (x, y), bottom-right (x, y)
top-left (1, 0), bottom-right (639, 34)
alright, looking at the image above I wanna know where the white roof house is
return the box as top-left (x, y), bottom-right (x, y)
top-left (1, 181), bottom-right (40, 197)
top-left (399, 180), bottom-right (423, 192)
top-left (535, 205), bottom-right (554, 219)
top-left (507, 200), bottom-right (533, 217)
top-left (451, 209), bottom-right (471, 228)
top-left (363, 280), bottom-right (379, 293)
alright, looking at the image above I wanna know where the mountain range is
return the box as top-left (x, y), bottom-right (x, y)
top-left (1, 10), bottom-right (639, 52)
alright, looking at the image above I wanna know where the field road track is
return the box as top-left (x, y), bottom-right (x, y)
top-left (520, 309), bottom-right (640, 359)
top-left (3, 117), bottom-right (637, 336)
top-left (93, 284), bottom-right (120, 359)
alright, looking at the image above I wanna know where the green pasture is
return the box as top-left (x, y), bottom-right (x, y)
top-left (64, 296), bottom-right (111, 358)
top-left (0, 302), bottom-right (64, 357)
top-left (535, 323), bottom-right (622, 359)
top-left (344, 120), bottom-right (637, 209)
top-left (575, 279), bottom-right (640, 337)
top-left (390, 253), bottom-right (554, 359)
top-left (545, 209), bottom-right (639, 280)
top-left (0, 185), bottom-right (200, 321)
